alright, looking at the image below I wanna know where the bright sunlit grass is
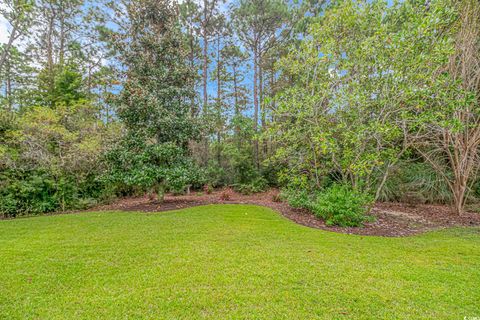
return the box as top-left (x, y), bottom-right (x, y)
top-left (1, 205), bottom-right (479, 319)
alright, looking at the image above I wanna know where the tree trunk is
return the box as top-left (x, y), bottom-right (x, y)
top-left (6, 60), bottom-right (12, 111)
top-left (189, 26), bottom-right (196, 116)
top-left (233, 63), bottom-right (240, 140)
top-left (104, 84), bottom-right (110, 123)
top-left (450, 151), bottom-right (471, 215)
top-left (202, 37), bottom-right (208, 111)
top-left (268, 67), bottom-right (275, 155)
top-left (202, 0), bottom-right (208, 113)
top-left (452, 183), bottom-right (466, 215)
top-left (233, 64), bottom-right (239, 116)
top-left (452, 172), bottom-right (468, 215)
top-left (253, 45), bottom-right (259, 169)
top-left (154, 182), bottom-right (166, 203)
top-left (259, 55), bottom-right (265, 159)
top-left (216, 34), bottom-right (222, 165)
top-left (259, 57), bottom-right (269, 158)
top-left (46, 13), bottom-right (56, 107)
top-left (59, 13), bottom-right (65, 67)
top-left (259, 56), bottom-right (264, 129)
top-left (202, 0), bottom-right (209, 165)
top-left (0, 21), bottom-right (19, 74)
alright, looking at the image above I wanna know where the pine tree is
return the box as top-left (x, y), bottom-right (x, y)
top-left (232, 0), bottom-right (289, 167)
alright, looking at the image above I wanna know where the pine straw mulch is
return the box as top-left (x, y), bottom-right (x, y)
top-left (93, 188), bottom-right (480, 237)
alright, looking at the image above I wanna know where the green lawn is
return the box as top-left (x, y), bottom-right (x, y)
top-left (1, 205), bottom-right (479, 319)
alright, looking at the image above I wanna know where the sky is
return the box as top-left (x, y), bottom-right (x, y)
top-left (0, 0), bottom-right (254, 117)
top-left (0, 4), bottom-right (9, 44)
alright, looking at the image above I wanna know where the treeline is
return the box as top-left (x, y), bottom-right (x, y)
top-left (0, 0), bottom-right (479, 221)
top-left (0, 0), bottom-right (120, 215)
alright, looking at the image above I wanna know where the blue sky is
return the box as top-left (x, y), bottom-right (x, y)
top-left (0, 4), bottom-right (9, 44)
top-left (0, 0), bottom-right (397, 117)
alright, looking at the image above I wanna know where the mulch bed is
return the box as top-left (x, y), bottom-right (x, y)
top-left (94, 188), bottom-right (480, 237)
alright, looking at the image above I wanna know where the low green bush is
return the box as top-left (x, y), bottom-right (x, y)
top-left (281, 185), bottom-right (374, 227)
top-left (280, 188), bottom-right (313, 209)
top-left (233, 177), bottom-right (268, 195)
top-left (0, 170), bottom-right (58, 217)
top-left (0, 169), bottom-right (112, 218)
top-left (311, 185), bottom-right (374, 227)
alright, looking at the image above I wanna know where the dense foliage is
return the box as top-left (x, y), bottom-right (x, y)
top-left (103, 0), bottom-right (202, 200)
top-left (311, 185), bottom-right (374, 227)
top-left (1, 0), bottom-right (479, 222)
top-left (271, 0), bottom-right (479, 217)
top-left (281, 185), bottom-right (373, 227)
top-left (0, 102), bottom-right (117, 216)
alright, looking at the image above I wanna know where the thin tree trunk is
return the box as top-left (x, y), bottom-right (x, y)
top-left (259, 54), bottom-right (266, 160)
top-left (202, 0), bottom-right (208, 113)
top-left (259, 57), bottom-right (263, 128)
top-left (59, 12), bottom-right (65, 67)
top-left (87, 66), bottom-right (92, 94)
top-left (0, 21), bottom-right (19, 74)
top-left (46, 13), bottom-right (55, 107)
top-left (6, 60), bottom-right (12, 110)
top-left (202, 0), bottom-right (209, 165)
top-left (216, 35), bottom-right (221, 104)
top-left (268, 67), bottom-right (275, 155)
top-left (233, 63), bottom-right (241, 148)
top-left (189, 26), bottom-right (196, 116)
top-left (253, 45), bottom-right (259, 169)
top-left (233, 64), bottom-right (240, 139)
top-left (452, 177), bottom-right (467, 215)
top-left (216, 34), bottom-right (221, 165)
top-left (202, 38), bottom-right (208, 111)
top-left (233, 64), bottom-right (239, 116)
top-left (104, 84), bottom-right (109, 123)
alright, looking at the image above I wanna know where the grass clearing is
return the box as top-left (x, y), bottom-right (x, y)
top-left (1, 204), bottom-right (479, 319)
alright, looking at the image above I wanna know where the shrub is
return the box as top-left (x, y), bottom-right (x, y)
top-left (379, 162), bottom-right (452, 204)
top-left (73, 198), bottom-right (98, 210)
top-left (271, 193), bottom-right (282, 203)
top-left (310, 184), bottom-right (374, 227)
top-left (219, 188), bottom-right (234, 201)
top-left (281, 188), bottom-right (313, 209)
top-left (0, 169), bottom-right (108, 217)
top-left (233, 177), bottom-right (268, 195)
top-left (203, 184), bottom-right (213, 194)
top-left (204, 162), bottom-right (226, 187)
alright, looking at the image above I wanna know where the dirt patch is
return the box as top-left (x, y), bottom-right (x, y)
top-left (93, 189), bottom-right (480, 237)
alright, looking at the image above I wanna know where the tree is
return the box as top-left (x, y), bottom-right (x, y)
top-left (270, 0), bottom-right (457, 202)
top-left (412, 0), bottom-right (480, 214)
top-left (0, 99), bottom-right (115, 215)
top-left (210, 15), bottom-right (230, 164)
top-left (0, 45), bottom-right (34, 110)
top-left (105, 0), bottom-right (200, 200)
top-left (0, 0), bottom-right (34, 74)
top-left (221, 44), bottom-right (248, 112)
top-left (232, 0), bottom-right (289, 167)
top-left (31, 0), bottom-right (79, 99)
top-left (220, 43), bottom-right (248, 137)
top-left (179, 0), bottom-right (202, 116)
top-left (199, 0), bottom-right (221, 113)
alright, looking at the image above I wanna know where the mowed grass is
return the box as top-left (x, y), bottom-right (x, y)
top-left (1, 205), bottom-right (479, 319)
